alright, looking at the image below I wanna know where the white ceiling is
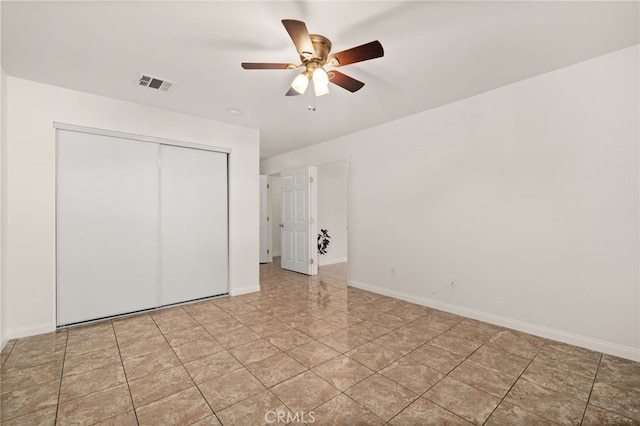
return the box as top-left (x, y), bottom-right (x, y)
top-left (2, 1), bottom-right (638, 159)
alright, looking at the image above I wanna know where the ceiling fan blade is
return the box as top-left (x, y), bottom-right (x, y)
top-left (241, 63), bottom-right (294, 70)
top-left (328, 71), bottom-right (365, 93)
top-left (282, 19), bottom-right (315, 58)
top-left (285, 87), bottom-right (302, 96)
top-left (328, 40), bottom-right (384, 67)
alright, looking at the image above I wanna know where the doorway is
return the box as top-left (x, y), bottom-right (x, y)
top-left (315, 160), bottom-right (348, 267)
top-left (265, 160), bottom-right (348, 273)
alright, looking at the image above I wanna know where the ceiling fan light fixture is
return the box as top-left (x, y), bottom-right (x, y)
top-left (313, 67), bottom-right (329, 96)
top-left (291, 72), bottom-right (310, 94)
top-left (314, 82), bottom-right (330, 97)
top-left (241, 19), bottom-right (384, 98)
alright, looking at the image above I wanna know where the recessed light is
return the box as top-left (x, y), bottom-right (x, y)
top-left (228, 109), bottom-right (241, 116)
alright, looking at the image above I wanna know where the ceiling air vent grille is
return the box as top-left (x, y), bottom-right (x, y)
top-left (138, 74), bottom-right (173, 91)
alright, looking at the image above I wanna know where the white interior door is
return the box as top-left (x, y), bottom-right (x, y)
top-left (57, 130), bottom-right (159, 325)
top-left (281, 167), bottom-right (317, 275)
top-left (160, 145), bottom-right (228, 305)
top-left (259, 175), bottom-right (271, 263)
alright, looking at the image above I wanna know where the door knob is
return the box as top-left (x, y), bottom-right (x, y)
top-left (279, 224), bottom-right (284, 227)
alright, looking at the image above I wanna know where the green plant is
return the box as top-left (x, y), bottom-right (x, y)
top-left (317, 229), bottom-right (331, 255)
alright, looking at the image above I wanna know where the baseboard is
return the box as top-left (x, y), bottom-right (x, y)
top-left (319, 257), bottom-right (348, 266)
top-left (7, 322), bottom-right (56, 341)
top-left (272, 251), bottom-right (281, 258)
top-left (230, 285), bottom-right (261, 297)
top-left (349, 279), bottom-right (640, 362)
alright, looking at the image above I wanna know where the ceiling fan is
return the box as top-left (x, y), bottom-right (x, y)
top-left (241, 19), bottom-right (384, 97)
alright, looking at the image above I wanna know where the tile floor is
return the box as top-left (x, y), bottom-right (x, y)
top-left (1, 260), bottom-right (640, 425)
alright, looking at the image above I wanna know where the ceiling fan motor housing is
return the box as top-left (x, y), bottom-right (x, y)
top-left (305, 34), bottom-right (332, 65)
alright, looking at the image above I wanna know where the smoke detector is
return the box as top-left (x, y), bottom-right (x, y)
top-left (138, 74), bottom-right (173, 91)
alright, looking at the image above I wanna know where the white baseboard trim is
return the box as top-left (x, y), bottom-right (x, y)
top-left (7, 322), bottom-right (56, 341)
top-left (272, 252), bottom-right (281, 258)
top-left (230, 285), bottom-right (261, 297)
top-left (319, 257), bottom-right (348, 266)
top-left (349, 279), bottom-right (640, 362)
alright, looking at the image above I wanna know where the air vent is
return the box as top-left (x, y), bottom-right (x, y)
top-left (138, 74), bottom-right (173, 92)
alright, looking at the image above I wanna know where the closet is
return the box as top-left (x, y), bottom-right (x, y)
top-left (56, 125), bottom-right (228, 326)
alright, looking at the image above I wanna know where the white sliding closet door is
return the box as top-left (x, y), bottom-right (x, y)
top-left (159, 145), bottom-right (228, 305)
top-left (57, 131), bottom-right (159, 325)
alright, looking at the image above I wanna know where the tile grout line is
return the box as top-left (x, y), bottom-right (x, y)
top-left (0, 339), bottom-right (17, 370)
top-left (6, 261), bottom-right (638, 425)
top-left (383, 325), bottom-right (553, 425)
top-left (314, 313), bottom-right (459, 424)
top-left (385, 320), bottom-right (474, 425)
top-left (231, 266), bottom-right (640, 417)
top-left (183, 302), bottom-right (229, 425)
top-left (59, 322), bottom-right (139, 424)
top-left (179, 304), bottom-right (227, 424)
top-left (183, 300), bottom-right (285, 425)
top-left (53, 330), bottom-right (69, 426)
top-left (150, 308), bottom-right (214, 425)
top-left (480, 339), bottom-right (550, 425)
top-left (263, 272), bottom-right (486, 423)
top-left (269, 279), bottom-right (456, 422)
top-left (111, 319), bottom-right (141, 426)
top-left (579, 352), bottom-right (603, 425)
top-left (209, 298), bottom-right (373, 423)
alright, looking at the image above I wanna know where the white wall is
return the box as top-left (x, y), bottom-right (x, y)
top-left (0, 2), bottom-right (7, 350)
top-left (0, 66), bottom-right (6, 350)
top-left (5, 77), bottom-right (260, 339)
top-left (317, 161), bottom-right (348, 266)
top-left (262, 46), bottom-right (640, 361)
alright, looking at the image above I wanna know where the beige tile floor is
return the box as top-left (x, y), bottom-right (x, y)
top-left (1, 260), bottom-right (640, 425)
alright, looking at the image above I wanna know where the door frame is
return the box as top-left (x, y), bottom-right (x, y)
top-left (259, 175), bottom-right (272, 263)
top-left (264, 157), bottom-right (349, 278)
